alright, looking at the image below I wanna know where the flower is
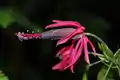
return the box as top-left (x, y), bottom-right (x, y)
top-left (15, 32), bottom-right (41, 41)
top-left (52, 40), bottom-right (76, 73)
top-left (46, 20), bottom-right (96, 72)
top-left (45, 20), bottom-right (82, 29)
top-left (15, 20), bottom-right (96, 73)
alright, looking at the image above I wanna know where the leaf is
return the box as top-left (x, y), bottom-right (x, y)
top-left (0, 8), bottom-right (15, 28)
top-left (113, 49), bottom-right (120, 75)
top-left (97, 66), bottom-right (115, 80)
top-left (98, 42), bottom-right (102, 51)
top-left (0, 70), bottom-right (9, 80)
top-left (114, 49), bottom-right (120, 67)
top-left (98, 43), bottom-right (114, 62)
top-left (114, 49), bottom-right (120, 58)
top-left (0, 76), bottom-right (9, 80)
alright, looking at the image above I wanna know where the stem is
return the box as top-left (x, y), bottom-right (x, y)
top-left (82, 66), bottom-right (89, 80)
top-left (116, 66), bottom-right (120, 77)
top-left (84, 32), bottom-right (106, 44)
top-left (103, 63), bottom-right (113, 80)
top-left (88, 60), bottom-right (103, 67)
top-left (88, 52), bottom-right (104, 57)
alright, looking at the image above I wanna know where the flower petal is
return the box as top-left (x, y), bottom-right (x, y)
top-left (56, 28), bottom-right (84, 46)
top-left (56, 47), bottom-right (69, 57)
top-left (45, 20), bottom-right (82, 29)
top-left (87, 39), bottom-right (96, 56)
top-left (52, 55), bottom-right (70, 71)
top-left (64, 40), bottom-right (83, 70)
top-left (83, 36), bottom-right (90, 64)
top-left (74, 42), bottom-right (83, 64)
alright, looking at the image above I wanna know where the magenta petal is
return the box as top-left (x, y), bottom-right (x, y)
top-left (52, 55), bottom-right (69, 71)
top-left (56, 47), bottom-right (69, 57)
top-left (87, 39), bottom-right (96, 56)
top-left (72, 39), bottom-right (83, 64)
top-left (83, 36), bottom-right (90, 64)
top-left (45, 21), bottom-right (82, 29)
top-left (61, 48), bottom-right (73, 59)
top-left (74, 42), bottom-right (83, 64)
top-left (64, 40), bottom-right (83, 70)
top-left (69, 39), bottom-right (82, 69)
top-left (70, 65), bottom-right (74, 73)
top-left (74, 38), bottom-right (82, 56)
top-left (56, 29), bottom-right (83, 45)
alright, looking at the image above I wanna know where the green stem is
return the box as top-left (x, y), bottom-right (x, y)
top-left (84, 32), bottom-right (106, 44)
top-left (88, 52), bottom-right (104, 57)
top-left (103, 63), bottom-right (113, 80)
top-left (82, 66), bottom-right (89, 80)
top-left (88, 60), bottom-right (103, 67)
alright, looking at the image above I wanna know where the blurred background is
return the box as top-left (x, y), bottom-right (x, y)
top-left (0, 0), bottom-right (120, 80)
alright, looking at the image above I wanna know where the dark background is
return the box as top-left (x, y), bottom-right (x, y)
top-left (1, 0), bottom-right (120, 80)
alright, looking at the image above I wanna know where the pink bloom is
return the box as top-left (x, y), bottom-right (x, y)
top-left (53, 34), bottom-right (96, 73)
top-left (15, 20), bottom-right (96, 73)
top-left (45, 20), bottom-right (82, 29)
top-left (46, 20), bottom-right (96, 72)
top-left (53, 41), bottom-right (76, 73)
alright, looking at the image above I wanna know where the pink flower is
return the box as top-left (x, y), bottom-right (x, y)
top-left (52, 41), bottom-right (75, 73)
top-left (46, 20), bottom-right (96, 72)
top-left (45, 20), bottom-right (82, 29)
top-left (15, 20), bottom-right (96, 73)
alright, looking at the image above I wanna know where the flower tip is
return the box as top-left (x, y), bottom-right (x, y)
top-left (72, 71), bottom-right (75, 73)
top-left (52, 20), bottom-right (62, 22)
top-left (56, 42), bottom-right (63, 46)
top-left (45, 26), bottom-right (49, 29)
top-left (70, 67), bottom-right (75, 73)
top-left (86, 59), bottom-right (90, 64)
top-left (52, 65), bottom-right (58, 70)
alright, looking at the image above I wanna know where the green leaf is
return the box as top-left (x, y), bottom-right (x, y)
top-left (114, 49), bottom-right (120, 58)
top-left (99, 43), bottom-right (114, 62)
top-left (98, 42), bottom-right (102, 51)
top-left (114, 49), bottom-right (120, 67)
top-left (0, 8), bottom-right (15, 28)
top-left (113, 49), bottom-right (120, 75)
top-left (97, 66), bottom-right (115, 80)
top-left (0, 71), bottom-right (9, 80)
top-left (0, 76), bottom-right (9, 80)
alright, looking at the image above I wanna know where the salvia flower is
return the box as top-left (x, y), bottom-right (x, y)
top-left (45, 20), bottom-right (96, 72)
top-left (15, 20), bottom-right (96, 73)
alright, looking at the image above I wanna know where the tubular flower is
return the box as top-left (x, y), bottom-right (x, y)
top-left (15, 20), bottom-right (96, 73)
top-left (45, 20), bottom-right (96, 72)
